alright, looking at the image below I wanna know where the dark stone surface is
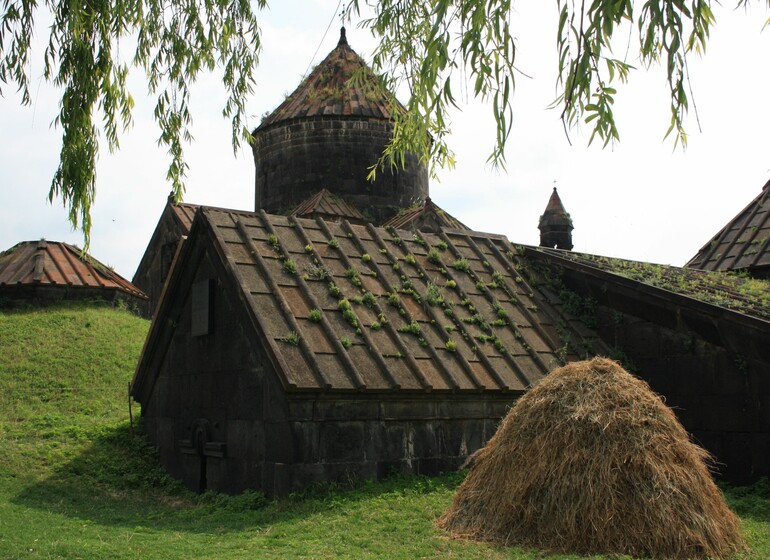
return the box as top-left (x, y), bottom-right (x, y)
top-left (253, 118), bottom-right (428, 222)
top-left (132, 207), bottom-right (190, 318)
top-left (139, 241), bottom-right (518, 497)
top-left (320, 421), bottom-right (366, 462)
top-left (592, 299), bottom-right (770, 484)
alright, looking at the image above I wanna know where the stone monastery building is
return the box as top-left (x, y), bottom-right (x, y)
top-left (131, 29), bottom-right (770, 497)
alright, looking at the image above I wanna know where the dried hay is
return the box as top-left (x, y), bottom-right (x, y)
top-left (438, 357), bottom-right (745, 559)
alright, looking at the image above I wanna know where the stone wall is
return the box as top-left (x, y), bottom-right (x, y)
top-left (595, 306), bottom-right (770, 484)
top-left (265, 394), bottom-right (515, 497)
top-left (253, 117), bottom-right (429, 222)
top-left (141, 246), bottom-right (277, 494)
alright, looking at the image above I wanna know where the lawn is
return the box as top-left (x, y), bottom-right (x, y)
top-left (0, 303), bottom-right (767, 559)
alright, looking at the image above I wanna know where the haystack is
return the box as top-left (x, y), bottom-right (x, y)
top-left (438, 357), bottom-right (744, 559)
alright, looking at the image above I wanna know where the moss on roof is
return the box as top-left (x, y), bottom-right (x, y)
top-left (555, 251), bottom-right (770, 321)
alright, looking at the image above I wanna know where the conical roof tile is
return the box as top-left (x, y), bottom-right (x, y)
top-left (257, 28), bottom-right (400, 130)
top-left (539, 187), bottom-right (573, 228)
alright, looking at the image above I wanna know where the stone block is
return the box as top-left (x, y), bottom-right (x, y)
top-left (435, 399), bottom-right (487, 419)
top-left (377, 460), bottom-right (414, 478)
top-left (314, 399), bottom-right (380, 421)
top-left (488, 398), bottom-right (517, 418)
top-left (698, 395), bottom-right (754, 432)
top-left (720, 432), bottom-right (753, 485)
top-left (750, 433), bottom-right (770, 480)
top-left (287, 399), bottom-right (315, 421)
top-left (320, 421), bottom-right (365, 462)
top-left (381, 400), bottom-right (436, 421)
top-left (411, 423), bottom-right (438, 457)
top-left (435, 420), bottom-right (466, 457)
top-left (365, 422), bottom-right (406, 462)
top-left (290, 421), bottom-right (320, 463)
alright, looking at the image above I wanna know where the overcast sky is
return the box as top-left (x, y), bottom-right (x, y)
top-left (1, 1), bottom-right (769, 280)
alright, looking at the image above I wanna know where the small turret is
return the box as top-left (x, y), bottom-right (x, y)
top-left (539, 187), bottom-right (574, 250)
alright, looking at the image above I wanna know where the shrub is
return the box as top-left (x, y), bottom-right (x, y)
top-left (329, 283), bottom-right (342, 299)
top-left (398, 321), bottom-right (421, 336)
top-left (281, 331), bottom-right (299, 345)
top-left (283, 259), bottom-right (297, 275)
top-left (452, 259), bottom-right (471, 273)
top-left (362, 291), bottom-right (377, 308)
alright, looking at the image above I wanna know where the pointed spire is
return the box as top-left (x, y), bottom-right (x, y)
top-left (338, 26), bottom-right (348, 47)
top-left (539, 187), bottom-right (574, 250)
top-left (544, 187), bottom-right (568, 215)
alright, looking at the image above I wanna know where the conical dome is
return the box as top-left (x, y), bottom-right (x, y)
top-left (252, 28), bottom-right (428, 221)
top-left (257, 28), bottom-right (396, 128)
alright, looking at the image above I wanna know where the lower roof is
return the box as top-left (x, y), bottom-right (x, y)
top-left (0, 239), bottom-right (146, 300)
top-left (531, 247), bottom-right (770, 322)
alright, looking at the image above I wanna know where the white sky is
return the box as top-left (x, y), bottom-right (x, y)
top-left (1, 1), bottom-right (769, 280)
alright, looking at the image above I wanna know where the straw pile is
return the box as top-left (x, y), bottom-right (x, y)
top-left (438, 357), bottom-right (744, 559)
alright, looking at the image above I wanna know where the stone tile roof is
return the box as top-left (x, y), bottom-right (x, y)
top-left (687, 179), bottom-right (770, 276)
top-left (290, 189), bottom-right (366, 223)
top-left (0, 239), bottom-right (146, 299)
top-left (382, 197), bottom-right (469, 232)
top-left (136, 209), bottom-right (605, 396)
top-left (256, 28), bottom-right (399, 131)
top-left (169, 200), bottom-right (199, 233)
top-left (528, 246), bottom-right (770, 322)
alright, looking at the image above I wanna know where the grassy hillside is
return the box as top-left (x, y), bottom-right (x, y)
top-left (0, 303), bottom-right (768, 559)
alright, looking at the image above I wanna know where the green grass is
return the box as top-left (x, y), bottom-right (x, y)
top-left (0, 302), bottom-right (768, 559)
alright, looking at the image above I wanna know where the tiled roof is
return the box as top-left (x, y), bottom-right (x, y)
top-left (169, 200), bottom-right (199, 233)
top-left (0, 239), bottom-right (146, 299)
top-left (131, 197), bottom-right (199, 289)
top-left (138, 209), bottom-right (605, 395)
top-left (381, 198), bottom-right (469, 231)
top-left (687, 179), bottom-right (770, 275)
top-left (290, 189), bottom-right (366, 223)
top-left (256, 28), bottom-right (400, 131)
top-left (528, 247), bottom-right (770, 322)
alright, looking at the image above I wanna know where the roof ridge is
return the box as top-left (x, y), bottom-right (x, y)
top-left (535, 246), bottom-right (770, 323)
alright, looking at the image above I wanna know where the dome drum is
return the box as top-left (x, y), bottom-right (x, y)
top-left (253, 116), bottom-right (428, 221)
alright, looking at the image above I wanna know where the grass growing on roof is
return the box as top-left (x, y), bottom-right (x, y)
top-left (567, 253), bottom-right (770, 319)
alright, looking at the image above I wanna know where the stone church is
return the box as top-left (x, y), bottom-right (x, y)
top-left (131, 29), bottom-right (770, 497)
